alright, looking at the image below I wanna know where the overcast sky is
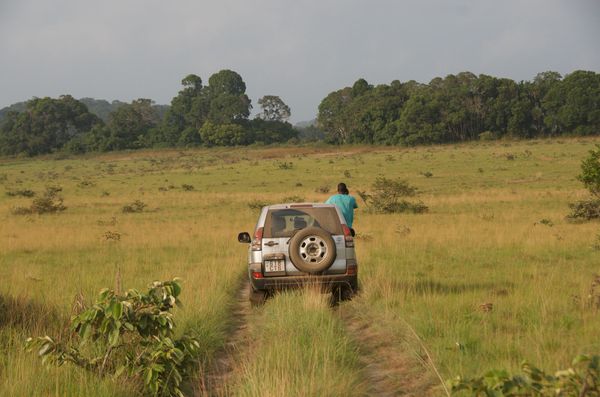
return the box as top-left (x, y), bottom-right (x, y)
top-left (1, 0), bottom-right (599, 122)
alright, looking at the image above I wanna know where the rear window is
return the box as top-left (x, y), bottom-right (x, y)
top-left (263, 207), bottom-right (343, 238)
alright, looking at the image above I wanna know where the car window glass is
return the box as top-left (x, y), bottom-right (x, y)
top-left (263, 208), bottom-right (342, 238)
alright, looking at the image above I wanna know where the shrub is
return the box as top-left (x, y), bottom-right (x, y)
top-left (247, 199), bottom-right (267, 210)
top-left (478, 131), bottom-right (495, 141)
top-left (315, 185), bottom-right (330, 194)
top-left (579, 144), bottom-right (600, 198)
top-left (276, 161), bottom-right (293, 170)
top-left (568, 199), bottom-right (600, 221)
top-left (26, 279), bottom-right (200, 397)
top-left (122, 200), bottom-right (147, 213)
top-left (6, 189), bottom-right (35, 197)
top-left (181, 184), bottom-right (194, 191)
top-left (77, 179), bottom-right (96, 188)
top-left (449, 355), bottom-right (600, 396)
top-left (103, 231), bottom-right (121, 242)
top-left (568, 146), bottom-right (600, 221)
top-left (12, 186), bottom-right (66, 215)
top-left (358, 177), bottom-right (428, 214)
top-left (282, 195), bottom-right (305, 203)
top-left (536, 218), bottom-right (554, 227)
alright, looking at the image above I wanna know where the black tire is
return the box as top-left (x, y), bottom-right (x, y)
top-left (249, 289), bottom-right (267, 307)
top-left (288, 227), bottom-right (337, 273)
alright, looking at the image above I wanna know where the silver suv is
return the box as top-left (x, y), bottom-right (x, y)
top-left (238, 203), bottom-right (358, 305)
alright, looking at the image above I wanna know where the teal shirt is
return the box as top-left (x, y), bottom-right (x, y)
top-left (326, 194), bottom-right (358, 228)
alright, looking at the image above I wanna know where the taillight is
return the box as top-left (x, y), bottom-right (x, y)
top-left (251, 271), bottom-right (263, 279)
top-left (342, 225), bottom-right (354, 248)
top-left (251, 227), bottom-right (263, 251)
top-left (346, 263), bottom-right (357, 275)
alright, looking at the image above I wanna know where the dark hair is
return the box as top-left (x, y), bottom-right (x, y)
top-left (337, 182), bottom-right (349, 194)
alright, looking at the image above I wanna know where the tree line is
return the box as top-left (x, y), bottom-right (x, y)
top-left (317, 70), bottom-right (600, 144)
top-left (0, 69), bottom-right (296, 156)
top-left (1, 69), bottom-right (598, 156)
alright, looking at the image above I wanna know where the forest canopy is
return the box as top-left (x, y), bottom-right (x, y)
top-left (317, 70), bottom-right (600, 144)
top-left (0, 69), bottom-right (598, 156)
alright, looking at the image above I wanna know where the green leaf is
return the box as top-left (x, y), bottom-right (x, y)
top-left (108, 328), bottom-right (120, 346)
top-left (114, 365), bottom-right (127, 378)
top-left (572, 354), bottom-right (590, 365)
top-left (98, 288), bottom-right (110, 300)
top-left (144, 368), bottom-right (153, 385)
top-left (79, 323), bottom-right (92, 341)
top-left (171, 281), bottom-right (181, 297)
top-left (111, 301), bottom-right (123, 319)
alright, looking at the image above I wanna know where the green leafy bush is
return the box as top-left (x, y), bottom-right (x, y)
top-left (357, 177), bottom-right (428, 214)
top-left (569, 145), bottom-right (600, 220)
top-left (449, 355), bottom-right (599, 396)
top-left (26, 279), bottom-right (200, 397)
top-left (579, 145), bottom-right (600, 198)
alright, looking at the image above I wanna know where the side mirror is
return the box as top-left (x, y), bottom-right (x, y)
top-left (238, 232), bottom-right (251, 243)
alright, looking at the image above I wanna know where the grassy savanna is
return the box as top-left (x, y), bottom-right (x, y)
top-left (0, 138), bottom-right (599, 395)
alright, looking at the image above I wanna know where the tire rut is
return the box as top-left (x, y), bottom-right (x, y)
top-left (196, 279), bottom-right (251, 397)
top-left (338, 305), bottom-right (442, 397)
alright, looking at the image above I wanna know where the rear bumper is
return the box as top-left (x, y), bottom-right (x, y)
top-left (251, 273), bottom-right (358, 292)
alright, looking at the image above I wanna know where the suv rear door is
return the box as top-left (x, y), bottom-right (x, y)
top-left (261, 206), bottom-right (347, 276)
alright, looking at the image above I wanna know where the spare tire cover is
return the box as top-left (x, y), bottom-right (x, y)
top-left (288, 227), bottom-right (337, 273)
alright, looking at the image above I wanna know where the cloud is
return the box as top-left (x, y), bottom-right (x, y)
top-left (1, 0), bottom-right (598, 121)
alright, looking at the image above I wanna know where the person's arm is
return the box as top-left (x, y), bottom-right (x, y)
top-left (352, 196), bottom-right (358, 209)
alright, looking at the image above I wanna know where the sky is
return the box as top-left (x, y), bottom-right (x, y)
top-left (1, 0), bottom-right (599, 123)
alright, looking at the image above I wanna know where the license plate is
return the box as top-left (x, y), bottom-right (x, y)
top-left (264, 259), bottom-right (285, 272)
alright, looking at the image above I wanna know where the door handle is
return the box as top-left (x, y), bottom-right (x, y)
top-left (264, 241), bottom-right (279, 247)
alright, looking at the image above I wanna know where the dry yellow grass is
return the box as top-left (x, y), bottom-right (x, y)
top-left (0, 137), bottom-right (598, 395)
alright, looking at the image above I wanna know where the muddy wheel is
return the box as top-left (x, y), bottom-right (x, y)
top-left (288, 227), bottom-right (336, 273)
top-left (249, 289), bottom-right (267, 307)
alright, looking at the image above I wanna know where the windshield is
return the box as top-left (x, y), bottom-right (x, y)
top-left (263, 207), bottom-right (343, 238)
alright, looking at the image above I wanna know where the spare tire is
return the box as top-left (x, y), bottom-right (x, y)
top-left (288, 227), bottom-right (337, 273)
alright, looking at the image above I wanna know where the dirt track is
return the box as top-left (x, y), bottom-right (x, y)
top-left (196, 281), bottom-right (439, 396)
top-left (339, 305), bottom-right (440, 396)
top-left (196, 281), bottom-right (251, 397)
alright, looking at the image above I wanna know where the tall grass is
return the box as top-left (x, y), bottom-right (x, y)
top-left (0, 137), bottom-right (599, 394)
top-left (231, 288), bottom-right (366, 396)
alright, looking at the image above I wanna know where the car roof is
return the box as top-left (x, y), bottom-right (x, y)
top-left (265, 203), bottom-right (336, 210)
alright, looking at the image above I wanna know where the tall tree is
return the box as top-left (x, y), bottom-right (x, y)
top-left (0, 96), bottom-right (100, 155)
top-left (207, 69), bottom-right (246, 97)
top-left (105, 98), bottom-right (160, 150)
top-left (206, 70), bottom-right (251, 124)
top-left (257, 95), bottom-right (291, 122)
